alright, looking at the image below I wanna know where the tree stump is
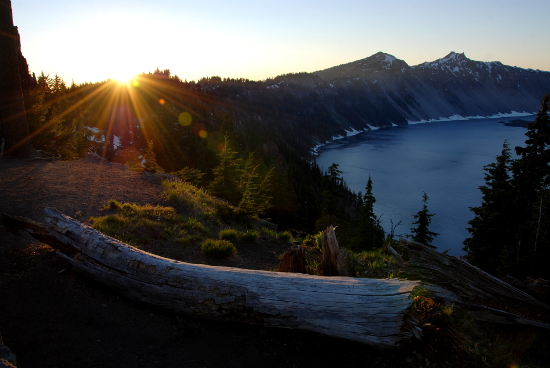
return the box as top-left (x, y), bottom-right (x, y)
top-left (277, 245), bottom-right (306, 273)
top-left (321, 226), bottom-right (349, 276)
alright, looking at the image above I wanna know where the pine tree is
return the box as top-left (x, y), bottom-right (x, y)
top-left (208, 135), bottom-right (242, 204)
top-left (350, 176), bottom-right (385, 252)
top-left (463, 142), bottom-right (514, 275)
top-left (464, 94), bottom-right (550, 279)
top-left (143, 140), bottom-right (164, 173)
top-left (237, 153), bottom-right (274, 216)
top-left (501, 94), bottom-right (550, 278)
top-left (410, 192), bottom-right (439, 248)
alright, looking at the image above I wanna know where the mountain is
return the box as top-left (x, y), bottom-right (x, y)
top-left (311, 51), bottom-right (549, 124)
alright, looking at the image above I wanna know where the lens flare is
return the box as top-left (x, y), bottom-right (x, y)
top-left (178, 112), bottom-right (192, 126)
top-left (199, 130), bottom-right (207, 138)
top-left (159, 98), bottom-right (165, 105)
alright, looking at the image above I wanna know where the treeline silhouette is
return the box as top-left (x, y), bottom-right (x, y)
top-left (21, 70), bottom-right (372, 244)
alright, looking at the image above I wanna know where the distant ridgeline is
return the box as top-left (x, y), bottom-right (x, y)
top-left (197, 51), bottom-right (550, 156)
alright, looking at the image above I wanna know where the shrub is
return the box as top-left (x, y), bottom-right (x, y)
top-left (200, 239), bottom-right (236, 258)
top-left (105, 199), bottom-right (122, 210)
top-left (277, 231), bottom-right (293, 242)
top-left (170, 166), bottom-right (205, 187)
top-left (219, 229), bottom-right (238, 242)
top-left (261, 227), bottom-right (277, 238)
top-left (302, 232), bottom-right (323, 251)
top-left (239, 230), bottom-right (259, 242)
top-left (367, 259), bottom-right (385, 273)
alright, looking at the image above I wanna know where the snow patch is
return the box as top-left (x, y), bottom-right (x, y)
top-left (311, 143), bottom-right (323, 155)
top-left (85, 126), bottom-right (100, 133)
top-left (407, 111), bottom-right (534, 125)
top-left (382, 54), bottom-right (396, 69)
top-left (345, 127), bottom-right (362, 137)
top-left (113, 135), bottom-right (121, 149)
top-left (311, 127), bottom-right (370, 155)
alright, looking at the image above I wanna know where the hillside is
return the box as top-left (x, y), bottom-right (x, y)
top-left (0, 158), bottom-right (372, 368)
top-left (0, 158), bottom-right (476, 368)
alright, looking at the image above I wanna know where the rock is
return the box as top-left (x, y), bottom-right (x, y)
top-left (0, 334), bottom-right (16, 368)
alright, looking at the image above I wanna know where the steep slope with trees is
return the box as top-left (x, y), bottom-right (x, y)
top-left (464, 94), bottom-right (550, 279)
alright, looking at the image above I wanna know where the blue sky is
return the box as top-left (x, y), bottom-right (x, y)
top-left (12, 0), bottom-right (550, 84)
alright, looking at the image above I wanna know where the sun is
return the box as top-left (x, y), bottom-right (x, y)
top-left (112, 75), bottom-right (137, 86)
top-left (110, 70), bottom-right (140, 86)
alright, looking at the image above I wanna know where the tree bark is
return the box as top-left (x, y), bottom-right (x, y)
top-left (1, 209), bottom-right (421, 348)
top-left (394, 239), bottom-right (550, 329)
top-left (321, 226), bottom-right (350, 276)
top-left (0, 0), bottom-right (37, 158)
top-left (277, 245), bottom-right (306, 273)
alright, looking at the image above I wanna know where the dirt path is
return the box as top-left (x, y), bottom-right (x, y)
top-left (0, 157), bottom-right (400, 368)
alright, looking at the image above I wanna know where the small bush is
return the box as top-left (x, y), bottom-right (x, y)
top-left (200, 239), bottom-right (236, 258)
top-left (105, 199), bottom-right (122, 210)
top-left (261, 227), bottom-right (277, 238)
top-left (170, 167), bottom-right (205, 187)
top-left (239, 230), bottom-right (259, 242)
top-left (277, 231), bottom-right (293, 242)
top-left (219, 229), bottom-right (238, 242)
top-left (182, 217), bottom-right (209, 235)
top-left (302, 232), bottom-right (322, 251)
top-left (367, 259), bottom-right (385, 273)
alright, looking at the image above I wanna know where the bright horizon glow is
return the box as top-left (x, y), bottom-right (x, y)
top-left (111, 74), bottom-right (139, 87)
top-left (12, 0), bottom-right (550, 85)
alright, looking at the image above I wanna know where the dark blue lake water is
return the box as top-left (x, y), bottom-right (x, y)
top-left (315, 117), bottom-right (533, 255)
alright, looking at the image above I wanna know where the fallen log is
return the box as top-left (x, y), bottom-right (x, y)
top-left (394, 239), bottom-right (550, 329)
top-left (1, 209), bottom-right (420, 348)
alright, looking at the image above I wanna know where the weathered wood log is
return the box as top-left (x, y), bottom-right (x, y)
top-left (2, 208), bottom-right (421, 348)
top-left (276, 245), bottom-right (306, 273)
top-left (321, 226), bottom-right (350, 276)
top-left (394, 239), bottom-right (550, 329)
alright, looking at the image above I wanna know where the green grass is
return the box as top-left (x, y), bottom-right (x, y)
top-left (238, 230), bottom-right (259, 242)
top-left (219, 229), bottom-right (238, 242)
top-left (163, 180), bottom-right (221, 218)
top-left (261, 227), bottom-right (277, 238)
top-left (348, 247), bottom-right (398, 279)
top-left (90, 200), bottom-right (210, 253)
top-left (277, 231), bottom-right (293, 242)
top-left (200, 239), bottom-right (236, 258)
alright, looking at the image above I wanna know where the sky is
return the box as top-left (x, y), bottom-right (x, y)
top-left (11, 0), bottom-right (550, 84)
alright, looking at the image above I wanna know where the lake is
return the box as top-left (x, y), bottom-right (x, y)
top-left (315, 117), bottom-right (532, 255)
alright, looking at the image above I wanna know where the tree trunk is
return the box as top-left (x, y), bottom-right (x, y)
top-left (0, 0), bottom-right (37, 158)
top-left (394, 239), bottom-right (550, 329)
top-left (277, 245), bottom-right (306, 273)
top-left (321, 226), bottom-right (350, 276)
top-left (1, 209), bottom-right (421, 348)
